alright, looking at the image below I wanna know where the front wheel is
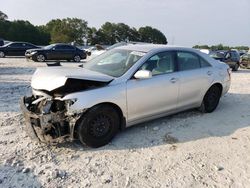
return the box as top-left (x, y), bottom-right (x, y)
top-left (77, 105), bottom-right (120, 148)
top-left (36, 54), bottom-right (46, 62)
top-left (73, 55), bottom-right (81, 62)
top-left (199, 85), bottom-right (221, 113)
top-left (0, 51), bottom-right (5, 58)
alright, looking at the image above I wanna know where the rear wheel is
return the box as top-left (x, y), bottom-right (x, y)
top-left (77, 105), bottom-right (120, 148)
top-left (73, 55), bottom-right (81, 62)
top-left (0, 51), bottom-right (5, 58)
top-left (36, 54), bottom-right (46, 62)
top-left (199, 85), bottom-right (221, 113)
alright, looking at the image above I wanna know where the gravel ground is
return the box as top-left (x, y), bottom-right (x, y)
top-left (0, 57), bottom-right (250, 188)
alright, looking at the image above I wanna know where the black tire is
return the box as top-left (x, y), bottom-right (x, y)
top-left (73, 55), bottom-right (81, 62)
top-left (77, 105), bottom-right (120, 148)
top-left (36, 54), bottom-right (46, 62)
top-left (199, 85), bottom-right (221, 113)
top-left (0, 51), bottom-right (5, 58)
top-left (232, 63), bottom-right (239, 71)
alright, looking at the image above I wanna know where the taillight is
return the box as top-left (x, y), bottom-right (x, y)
top-left (227, 68), bottom-right (232, 80)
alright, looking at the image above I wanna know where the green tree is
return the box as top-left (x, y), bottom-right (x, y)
top-left (138, 26), bottom-right (167, 44)
top-left (97, 22), bottom-right (117, 45)
top-left (0, 20), bottom-right (50, 45)
top-left (86, 27), bottom-right (98, 45)
top-left (193, 45), bottom-right (210, 49)
top-left (95, 22), bottom-right (167, 45)
top-left (45, 18), bottom-right (88, 44)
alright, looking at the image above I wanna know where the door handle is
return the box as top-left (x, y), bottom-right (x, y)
top-left (170, 77), bottom-right (178, 83)
top-left (207, 71), bottom-right (213, 76)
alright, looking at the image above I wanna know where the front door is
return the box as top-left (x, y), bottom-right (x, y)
top-left (126, 51), bottom-right (180, 123)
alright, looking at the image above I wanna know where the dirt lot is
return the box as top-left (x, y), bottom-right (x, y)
top-left (0, 57), bottom-right (250, 188)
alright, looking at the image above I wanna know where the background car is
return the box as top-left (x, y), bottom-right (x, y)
top-left (21, 45), bottom-right (231, 148)
top-left (25, 43), bottom-right (87, 62)
top-left (0, 38), bottom-right (4, 46)
top-left (86, 41), bottom-right (149, 60)
top-left (0, 42), bottom-right (39, 58)
top-left (209, 50), bottom-right (240, 71)
top-left (240, 53), bottom-right (250, 69)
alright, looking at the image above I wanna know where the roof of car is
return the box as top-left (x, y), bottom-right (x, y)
top-left (117, 44), bottom-right (194, 53)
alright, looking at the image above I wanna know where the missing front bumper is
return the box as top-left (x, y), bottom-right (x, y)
top-left (20, 96), bottom-right (72, 143)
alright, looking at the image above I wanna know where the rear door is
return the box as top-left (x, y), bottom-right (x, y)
top-left (176, 51), bottom-right (214, 109)
top-left (61, 45), bottom-right (76, 59)
top-left (126, 51), bottom-right (180, 123)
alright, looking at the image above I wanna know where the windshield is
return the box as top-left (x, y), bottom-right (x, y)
top-left (3, 42), bottom-right (12, 47)
top-left (209, 51), bottom-right (225, 59)
top-left (84, 49), bottom-right (146, 77)
top-left (43, 44), bottom-right (55, 50)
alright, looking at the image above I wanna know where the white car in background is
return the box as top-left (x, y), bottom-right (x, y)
top-left (20, 44), bottom-right (231, 148)
top-left (86, 42), bottom-right (147, 60)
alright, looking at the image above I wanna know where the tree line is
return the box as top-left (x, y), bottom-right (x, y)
top-left (193, 44), bottom-right (249, 51)
top-left (0, 11), bottom-right (167, 45)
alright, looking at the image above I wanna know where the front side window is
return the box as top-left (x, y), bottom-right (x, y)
top-left (84, 49), bottom-right (145, 77)
top-left (55, 45), bottom-right (64, 50)
top-left (8, 43), bottom-right (22, 48)
top-left (43, 44), bottom-right (56, 50)
top-left (177, 52), bottom-right (200, 71)
top-left (140, 51), bottom-right (176, 76)
top-left (61, 45), bottom-right (75, 50)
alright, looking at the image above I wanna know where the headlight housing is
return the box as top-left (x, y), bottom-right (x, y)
top-left (31, 51), bottom-right (37, 55)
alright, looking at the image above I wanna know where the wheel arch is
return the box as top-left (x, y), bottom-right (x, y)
top-left (35, 53), bottom-right (47, 61)
top-left (73, 102), bottom-right (126, 138)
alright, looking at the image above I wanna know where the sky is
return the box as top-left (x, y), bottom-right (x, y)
top-left (1, 0), bottom-right (250, 47)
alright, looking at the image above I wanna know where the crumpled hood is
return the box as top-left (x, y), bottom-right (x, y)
top-left (31, 67), bottom-right (114, 91)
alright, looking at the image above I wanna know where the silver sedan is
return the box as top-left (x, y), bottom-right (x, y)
top-left (20, 44), bottom-right (231, 147)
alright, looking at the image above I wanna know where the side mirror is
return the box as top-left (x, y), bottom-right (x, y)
top-left (134, 70), bottom-right (152, 79)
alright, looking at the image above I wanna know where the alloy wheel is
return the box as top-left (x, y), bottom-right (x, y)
top-left (37, 54), bottom-right (45, 62)
top-left (74, 55), bottom-right (81, 62)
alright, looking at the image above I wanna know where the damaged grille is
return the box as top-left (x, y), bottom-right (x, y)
top-left (21, 96), bottom-right (72, 143)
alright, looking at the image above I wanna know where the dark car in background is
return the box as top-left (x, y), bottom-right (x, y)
top-left (0, 38), bottom-right (4, 46)
top-left (25, 43), bottom-right (87, 62)
top-left (209, 50), bottom-right (240, 71)
top-left (0, 42), bottom-right (39, 58)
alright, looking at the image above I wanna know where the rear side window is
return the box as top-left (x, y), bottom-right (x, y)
top-left (200, 58), bottom-right (211, 68)
top-left (177, 52), bottom-right (200, 71)
top-left (177, 51), bottom-right (211, 71)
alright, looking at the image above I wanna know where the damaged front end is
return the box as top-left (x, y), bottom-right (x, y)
top-left (20, 93), bottom-right (81, 143)
top-left (20, 66), bottom-right (114, 143)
